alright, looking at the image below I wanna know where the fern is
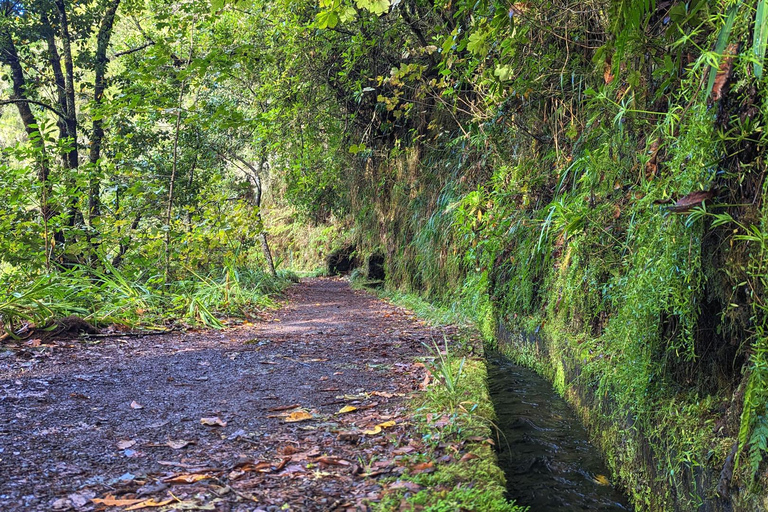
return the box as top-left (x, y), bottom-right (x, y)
top-left (747, 415), bottom-right (768, 476)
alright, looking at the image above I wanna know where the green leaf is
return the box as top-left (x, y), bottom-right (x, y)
top-left (356, 0), bottom-right (390, 15)
top-left (494, 65), bottom-right (512, 82)
top-left (706, 2), bottom-right (741, 98)
top-left (316, 9), bottom-right (340, 29)
top-left (754, 0), bottom-right (768, 79)
top-left (466, 29), bottom-right (490, 56)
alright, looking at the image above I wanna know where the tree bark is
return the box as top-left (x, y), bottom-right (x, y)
top-left (53, 0), bottom-right (78, 172)
top-left (89, 0), bottom-right (122, 225)
top-left (40, 11), bottom-right (69, 156)
top-left (232, 152), bottom-right (277, 277)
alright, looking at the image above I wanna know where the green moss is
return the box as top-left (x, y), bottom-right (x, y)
top-left (373, 358), bottom-right (521, 512)
top-left (370, 294), bottom-right (522, 512)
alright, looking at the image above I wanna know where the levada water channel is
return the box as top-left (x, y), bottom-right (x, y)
top-left (486, 353), bottom-right (631, 511)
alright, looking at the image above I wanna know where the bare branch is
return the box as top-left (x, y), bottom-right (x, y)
top-left (0, 98), bottom-right (69, 120)
top-left (113, 40), bottom-right (155, 58)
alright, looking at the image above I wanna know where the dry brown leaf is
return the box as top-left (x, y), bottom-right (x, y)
top-left (712, 43), bottom-right (738, 102)
top-left (162, 473), bottom-right (212, 484)
top-left (460, 452), bottom-right (480, 462)
top-left (371, 391), bottom-right (396, 398)
top-left (166, 440), bottom-right (193, 449)
top-left (284, 410), bottom-right (313, 423)
top-left (410, 461), bottom-right (435, 475)
top-left (125, 498), bottom-right (175, 510)
top-left (268, 403), bottom-right (301, 412)
top-left (668, 190), bottom-right (715, 213)
top-left (389, 480), bottom-right (422, 491)
top-left (337, 405), bottom-right (358, 414)
top-left (200, 416), bottom-right (227, 427)
top-left (117, 439), bottom-right (136, 450)
top-left (92, 496), bottom-right (144, 506)
top-left (603, 64), bottom-right (614, 85)
top-left (315, 456), bottom-right (351, 466)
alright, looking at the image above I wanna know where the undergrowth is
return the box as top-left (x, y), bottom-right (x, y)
top-left (363, 287), bottom-right (519, 511)
top-left (0, 259), bottom-right (296, 335)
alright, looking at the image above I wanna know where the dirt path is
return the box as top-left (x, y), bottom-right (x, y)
top-left (0, 278), bottom-right (441, 511)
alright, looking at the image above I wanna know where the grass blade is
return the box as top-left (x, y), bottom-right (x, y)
top-left (755, 0), bottom-right (768, 78)
top-left (706, 2), bottom-right (741, 97)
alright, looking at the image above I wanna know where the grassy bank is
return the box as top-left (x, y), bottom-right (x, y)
top-left (360, 287), bottom-right (520, 511)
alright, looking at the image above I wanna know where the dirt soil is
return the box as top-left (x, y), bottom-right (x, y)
top-left (0, 278), bottom-right (445, 511)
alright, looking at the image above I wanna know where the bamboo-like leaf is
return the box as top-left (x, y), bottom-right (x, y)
top-left (754, 0), bottom-right (768, 78)
top-left (707, 2), bottom-right (741, 98)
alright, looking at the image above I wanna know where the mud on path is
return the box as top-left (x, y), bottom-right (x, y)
top-left (0, 278), bottom-right (443, 511)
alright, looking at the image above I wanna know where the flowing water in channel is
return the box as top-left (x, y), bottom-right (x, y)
top-left (486, 354), bottom-right (631, 511)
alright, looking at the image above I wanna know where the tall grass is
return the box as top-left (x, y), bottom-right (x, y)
top-left (0, 261), bottom-right (295, 336)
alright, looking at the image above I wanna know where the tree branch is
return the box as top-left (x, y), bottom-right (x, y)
top-left (113, 40), bottom-right (155, 58)
top-left (0, 98), bottom-right (69, 120)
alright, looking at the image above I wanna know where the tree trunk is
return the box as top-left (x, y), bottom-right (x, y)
top-left (40, 12), bottom-right (69, 159)
top-left (260, 233), bottom-right (276, 277)
top-left (89, 0), bottom-right (122, 226)
top-left (53, 0), bottom-right (78, 172)
top-left (164, 80), bottom-right (186, 280)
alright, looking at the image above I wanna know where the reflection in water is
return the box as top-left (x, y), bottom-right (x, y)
top-left (487, 354), bottom-right (632, 512)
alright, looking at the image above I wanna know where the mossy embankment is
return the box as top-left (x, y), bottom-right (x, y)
top-left (360, 288), bottom-right (520, 511)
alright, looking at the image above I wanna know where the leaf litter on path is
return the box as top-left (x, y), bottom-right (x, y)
top-left (0, 278), bottom-right (451, 511)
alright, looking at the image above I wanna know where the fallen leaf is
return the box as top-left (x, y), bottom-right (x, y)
top-left (92, 496), bottom-right (144, 506)
top-left (166, 439), bottom-right (193, 449)
top-left (163, 473), bottom-right (213, 484)
top-left (284, 410), bottom-right (313, 423)
top-left (389, 480), bottom-right (422, 491)
top-left (315, 456), bottom-right (351, 466)
top-left (68, 493), bottom-right (91, 508)
top-left (117, 439), bottom-right (137, 450)
top-left (125, 498), bottom-right (175, 510)
top-left (337, 405), bottom-right (358, 414)
top-left (130, 401), bottom-right (144, 409)
top-left (268, 403), bottom-right (300, 412)
top-left (594, 474), bottom-right (611, 486)
top-left (667, 189), bottom-right (715, 213)
top-left (410, 461), bottom-right (434, 475)
top-left (200, 416), bottom-right (227, 427)
top-left (371, 391), bottom-right (396, 398)
top-left (363, 420), bottom-right (396, 435)
top-left (460, 452), bottom-right (480, 462)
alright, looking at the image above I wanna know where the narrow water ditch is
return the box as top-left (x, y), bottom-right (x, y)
top-left (486, 353), bottom-right (632, 511)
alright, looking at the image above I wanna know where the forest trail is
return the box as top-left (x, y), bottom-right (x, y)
top-left (0, 278), bottom-right (442, 511)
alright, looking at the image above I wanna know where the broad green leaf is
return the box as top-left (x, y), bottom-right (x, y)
top-left (356, 0), bottom-right (390, 15)
top-left (467, 29), bottom-right (490, 56)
